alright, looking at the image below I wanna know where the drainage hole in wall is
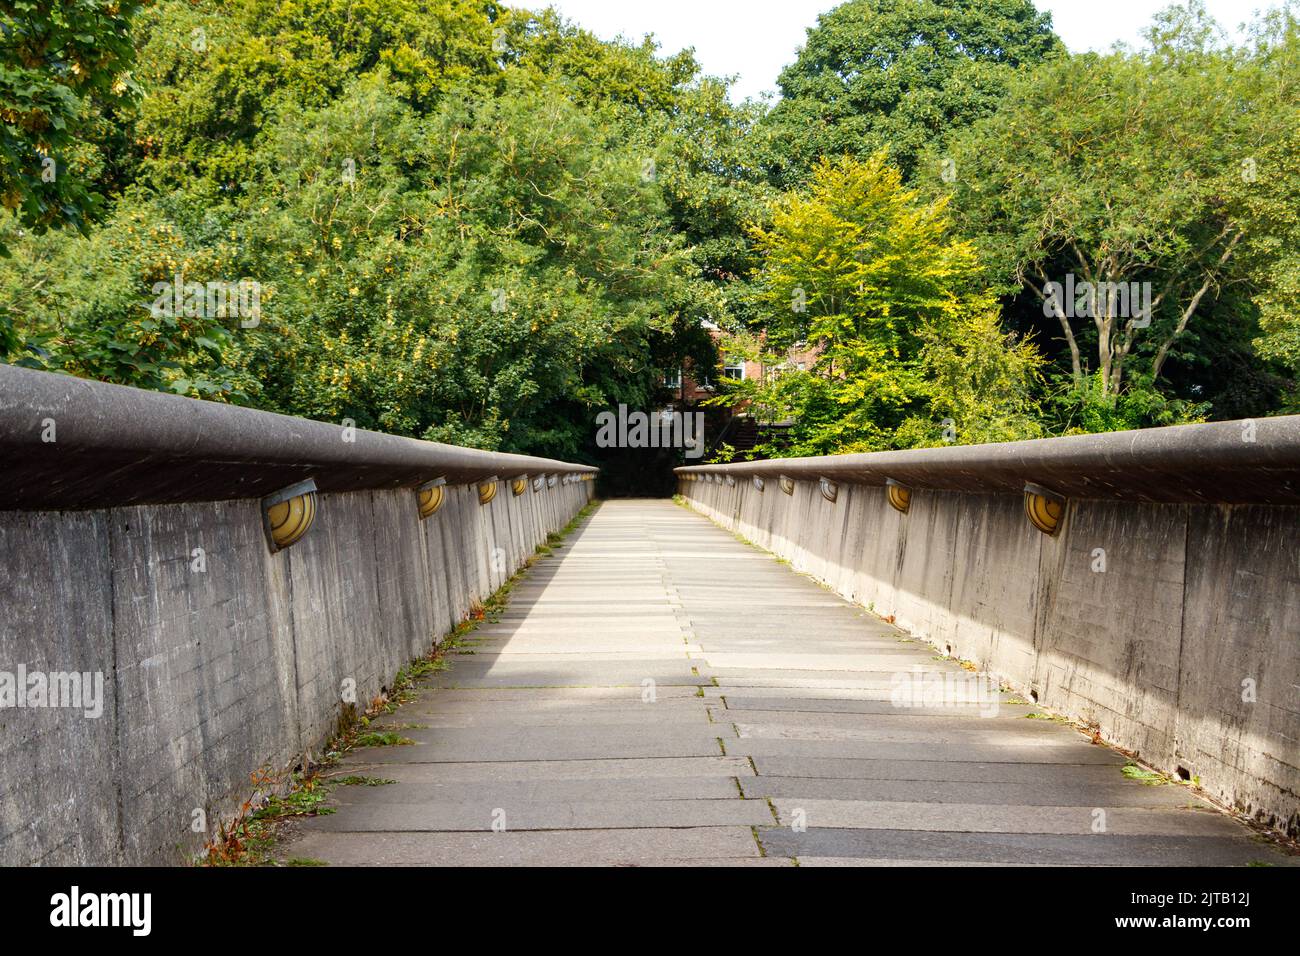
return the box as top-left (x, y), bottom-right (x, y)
top-left (1176, 766), bottom-right (1191, 782)
top-left (1028, 689), bottom-right (1039, 703)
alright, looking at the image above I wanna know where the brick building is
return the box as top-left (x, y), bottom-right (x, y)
top-left (660, 324), bottom-right (820, 459)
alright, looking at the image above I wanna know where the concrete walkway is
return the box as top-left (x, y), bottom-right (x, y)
top-left (281, 500), bottom-right (1289, 866)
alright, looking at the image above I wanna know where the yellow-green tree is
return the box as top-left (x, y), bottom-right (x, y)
top-left (720, 151), bottom-right (1041, 455)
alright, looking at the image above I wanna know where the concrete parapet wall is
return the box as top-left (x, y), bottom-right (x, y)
top-left (0, 369), bottom-right (594, 864)
top-left (677, 422), bottom-right (1300, 838)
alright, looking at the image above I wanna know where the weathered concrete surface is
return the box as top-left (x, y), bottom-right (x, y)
top-left (280, 500), bottom-right (1293, 867)
top-left (0, 365), bottom-right (596, 509)
top-left (673, 414), bottom-right (1300, 504)
top-left (679, 463), bottom-right (1300, 840)
top-left (0, 480), bottom-right (592, 865)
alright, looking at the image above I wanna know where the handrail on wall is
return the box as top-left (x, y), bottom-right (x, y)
top-left (675, 416), bottom-right (1300, 505)
top-left (0, 366), bottom-right (596, 511)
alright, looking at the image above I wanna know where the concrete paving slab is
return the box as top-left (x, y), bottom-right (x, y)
top-left (329, 756), bottom-right (757, 782)
top-left (349, 726), bottom-right (734, 763)
top-left (717, 709), bottom-right (1075, 735)
top-left (327, 776), bottom-right (741, 805)
top-left (450, 651), bottom-right (695, 663)
top-left (433, 660), bottom-right (712, 688)
top-left (300, 798), bottom-right (775, 832)
top-left (281, 826), bottom-right (765, 866)
top-left (407, 686), bottom-right (705, 703)
top-left (740, 775), bottom-right (1197, 808)
top-left (797, 857), bottom-right (1048, 867)
top-left (749, 756), bottom-right (1135, 784)
top-left (704, 686), bottom-right (901, 701)
top-left (382, 707), bottom-right (713, 729)
top-left (702, 653), bottom-right (937, 671)
top-left (756, 827), bottom-right (1291, 866)
top-left (726, 738), bottom-right (1126, 764)
top-left (717, 696), bottom-right (1037, 717)
top-left (714, 677), bottom-right (921, 690)
top-left (769, 798), bottom-right (1248, 836)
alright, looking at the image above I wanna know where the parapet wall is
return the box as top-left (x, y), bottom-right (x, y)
top-left (677, 419), bottom-right (1300, 838)
top-left (0, 367), bottom-right (594, 864)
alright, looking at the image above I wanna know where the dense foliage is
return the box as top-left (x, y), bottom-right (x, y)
top-left (719, 152), bottom-right (1042, 455)
top-left (759, 0), bottom-right (1062, 187)
top-left (1, 0), bottom-right (1296, 465)
top-left (931, 2), bottom-right (1300, 428)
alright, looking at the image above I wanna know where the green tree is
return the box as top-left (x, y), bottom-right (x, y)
top-left (760, 0), bottom-right (1061, 187)
top-left (1239, 6), bottom-right (1300, 407)
top-left (1, 0), bottom-right (143, 352)
top-left (218, 70), bottom-right (697, 455)
top-left (938, 1), bottom-right (1298, 424)
top-left (1, 0), bottom-right (746, 459)
top-left (0, 0), bottom-right (140, 240)
top-left (720, 152), bottom-right (1040, 455)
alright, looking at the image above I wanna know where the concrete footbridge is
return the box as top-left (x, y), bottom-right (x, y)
top-left (1, 365), bottom-right (1297, 866)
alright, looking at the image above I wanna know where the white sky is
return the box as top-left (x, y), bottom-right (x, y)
top-left (541, 0), bottom-right (1279, 101)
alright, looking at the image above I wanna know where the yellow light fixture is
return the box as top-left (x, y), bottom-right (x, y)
top-left (262, 478), bottom-right (318, 553)
top-left (1024, 482), bottom-right (1065, 535)
top-left (511, 477), bottom-right (527, 496)
top-left (417, 477), bottom-right (446, 520)
top-left (885, 478), bottom-right (911, 514)
top-left (478, 477), bottom-right (499, 505)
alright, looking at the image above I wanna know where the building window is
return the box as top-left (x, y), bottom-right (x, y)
top-left (662, 368), bottom-right (682, 389)
top-left (722, 360), bottom-right (745, 381)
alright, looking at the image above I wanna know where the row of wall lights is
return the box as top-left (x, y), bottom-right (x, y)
top-left (262, 472), bottom-right (593, 554)
top-left (681, 472), bottom-right (1064, 536)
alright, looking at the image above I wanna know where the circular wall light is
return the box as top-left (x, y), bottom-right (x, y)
top-left (511, 477), bottom-right (527, 496)
top-left (779, 475), bottom-right (794, 495)
top-left (262, 478), bottom-right (318, 553)
top-left (417, 477), bottom-right (446, 520)
top-left (885, 477), bottom-right (911, 514)
top-left (819, 477), bottom-right (838, 503)
top-left (1024, 482), bottom-right (1065, 535)
top-left (478, 478), bottom-right (499, 505)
